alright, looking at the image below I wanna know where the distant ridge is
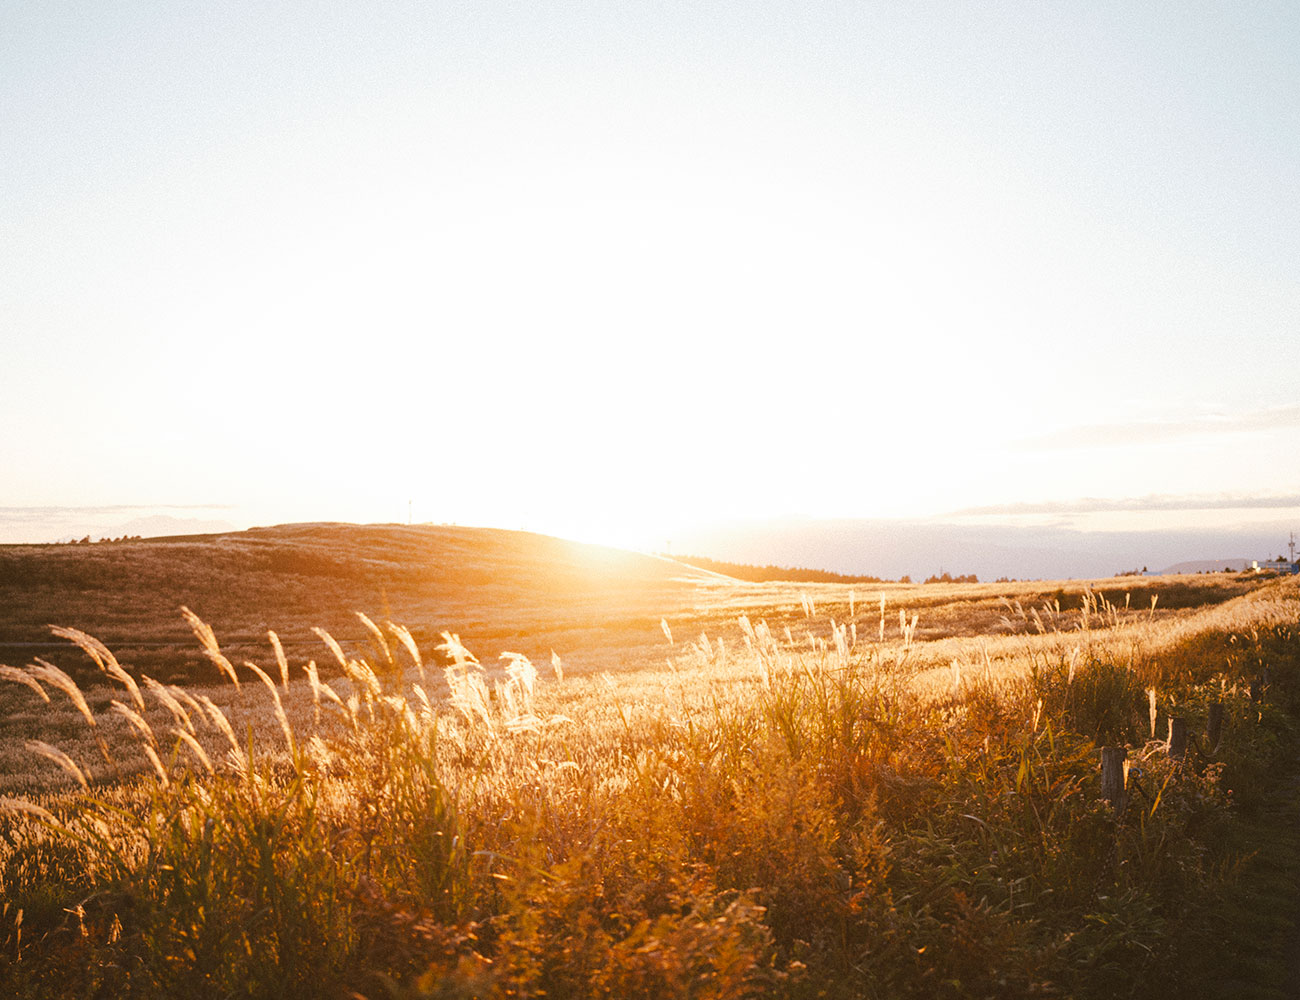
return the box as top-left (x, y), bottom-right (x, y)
top-left (671, 553), bottom-right (888, 584)
top-left (670, 516), bottom-right (1299, 582)
top-left (1159, 559), bottom-right (1252, 575)
top-left (0, 522), bottom-right (729, 684)
top-left (53, 513), bottom-right (237, 543)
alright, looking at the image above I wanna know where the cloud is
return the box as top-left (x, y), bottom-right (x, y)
top-left (1019, 404), bottom-right (1300, 451)
top-left (952, 493), bottom-right (1300, 517)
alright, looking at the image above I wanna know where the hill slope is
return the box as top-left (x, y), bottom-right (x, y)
top-left (0, 522), bottom-right (1261, 689)
top-left (0, 523), bottom-right (724, 683)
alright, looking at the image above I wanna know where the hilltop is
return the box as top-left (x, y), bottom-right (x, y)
top-left (1, 522), bottom-right (1265, 693)
top-left (0, 522), bottom-right (725, 684)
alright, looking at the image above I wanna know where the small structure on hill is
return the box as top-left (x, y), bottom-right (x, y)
top-left (1253, 558), bottom-right (1299, 575)
top-left (1249, 533), bottom-right (1300, 574)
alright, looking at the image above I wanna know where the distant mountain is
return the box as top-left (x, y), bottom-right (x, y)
top-left (55, 514), bottom-right (237, 542)
top-left (668, 517), bottom-right (1297, 582)
top-left (1159, 559), bottom-right (1252, 575)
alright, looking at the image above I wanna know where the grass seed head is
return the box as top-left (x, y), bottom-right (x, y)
top-left (1, 665), bottom-right (50, 703)
top-left (141, 742), bottom-right (170, 787)
top-left (166, 684), bottom-right (206, 726)
top-left (181, 607), bottom-right (240, 688)
top-left (412, 683), bottom-right (434, 721)
top-left (110, 700), bottom-right (156, 745)
top-left (436, 631), bottom-right (478, 666)
top-left (388, 622), bottom-right (424, 683)
top-left (143, 675), bottom-right (194, 734)
top-left (269, 630), bottom-right (290, 691)
top-left (244, 660), bottom-right (295, 755)
top-left (313, 627), bottom-right (349, 671)
top-left (196, 694), bottom-right (240, 757)
top-left (25, 740), bottom-right (89, 790)
top-left (305, 734), bottom-right (333, 774)
top-left (0, 797), bottom-right (56, 824)
top-left (172, 727), bottom-right (214, 775)
top-left (356, 611), bottom-right (393, 669)
top-left (50, 625), bottom-right (145, 711)
top-left (29, 658), bottom-right (95, 727)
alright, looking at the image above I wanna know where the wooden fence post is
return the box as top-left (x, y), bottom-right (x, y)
top-left (1168, 717), bottom-right (1188, 761)
top-left (1207, 702), bottom-right (1224, 750)
top-left (1101, 747), bottom-right (1127, 813)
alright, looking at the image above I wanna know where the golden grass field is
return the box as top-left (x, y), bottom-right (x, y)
top-left (0, 523), bottom-right (1258, 794)
top-left (2, 524), bottom-right (1298, 998)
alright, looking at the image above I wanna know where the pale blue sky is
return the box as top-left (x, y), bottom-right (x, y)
top-left (3, 2), bottom-right (1298, 549)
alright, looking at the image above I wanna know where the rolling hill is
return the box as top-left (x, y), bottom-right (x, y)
top-left (0, 522), bottom-right (1259, 690)
top-left (0, 522), bottom-right (727, 684)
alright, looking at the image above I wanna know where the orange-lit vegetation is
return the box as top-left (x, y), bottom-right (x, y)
top-left (668, 553), bottom-right (890, 584)
top-left (1, 526), bottom-right (1298, 998)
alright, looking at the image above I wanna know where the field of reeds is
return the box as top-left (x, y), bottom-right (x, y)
top-left (2, 525), bottom-right (1300, 998)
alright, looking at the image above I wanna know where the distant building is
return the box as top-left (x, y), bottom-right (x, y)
top-left (1252, 559), bottom-right (1300, 575)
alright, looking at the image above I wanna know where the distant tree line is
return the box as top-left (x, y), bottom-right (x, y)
top-left (670, 554), bottom-right (889, 584)
top-left (923, 571), bottom-right (979, 584)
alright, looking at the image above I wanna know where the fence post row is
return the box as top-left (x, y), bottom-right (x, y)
top-left (1103, 700), bottom-right (1240, 805)
top-left (1206, 702), bottom-right (1224, 751)
top-left (1167, 717), bottom-right (1188, 761)
top-left (1100, 746), bottom-right (1127, 813)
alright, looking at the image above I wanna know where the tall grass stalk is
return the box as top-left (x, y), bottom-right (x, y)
top-left (0, 581), bottom-right (1297, 998)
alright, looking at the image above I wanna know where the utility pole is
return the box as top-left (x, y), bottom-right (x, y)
top-left (1290, 531), bottom-right (1296, 564)
top-left (408, 499), bottom-right (412, 525)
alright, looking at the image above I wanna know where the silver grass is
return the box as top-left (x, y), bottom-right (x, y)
top-left (388, 622), bottom-right (424, 683)
top-left (0, 665), bottom-right (49, 703)
top-left (356, 612), bottom-right (392, 667)
top-left (28, 659), bottom-right (94, 727)
top-left (25, 740), bottom-right (89, 790)
top-left (49, 625), bottom-right (145, 711)
top-left (0, 797), bottom-right (56, 824)
top-left (141, 742), bottom-right (170, 786)
top-left (244, 661), bottom-right (295, 755)
top-left (172, 727), bottom-right (214, 775)
top-left (268, 630), bottom-right (290, 692)
top-left (143, 676), bottom-right (194, 734)
top-left (312, 627), bottom-right (349, 671)
top-left (110, 701), bottom-right (156, 745)
top-left (180, 607), bottom-right (240, 688)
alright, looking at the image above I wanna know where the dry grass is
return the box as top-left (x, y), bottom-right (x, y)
top-left (0, 527), bottom-right (1296, 997)
top-left (0, 562), bottom-right (1280, 800)
top-left (0, 524), bottom-right (1256, 685)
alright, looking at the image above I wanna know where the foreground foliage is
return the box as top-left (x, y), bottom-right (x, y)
top-left (2, 581), bottom-right (1299, 998)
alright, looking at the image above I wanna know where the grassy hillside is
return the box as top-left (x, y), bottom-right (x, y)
top-left (669, 552), bottom-right (890, 584)
top-left (0, 523), bottom-right (1256, 686)
top-left (0, 523), bottom-right (728, 684)
top-left (1, 524), bottom-right (1296, 998)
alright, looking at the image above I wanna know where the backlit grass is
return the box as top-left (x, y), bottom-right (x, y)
top-left (1, 573), bottom-right (1298, 997)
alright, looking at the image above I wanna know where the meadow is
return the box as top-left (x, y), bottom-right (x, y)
top-left (1, 524), bottom-right (1298, 998)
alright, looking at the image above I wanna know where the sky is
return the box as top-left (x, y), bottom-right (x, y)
top-left (3, 2), bottom-right (1299, 569)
